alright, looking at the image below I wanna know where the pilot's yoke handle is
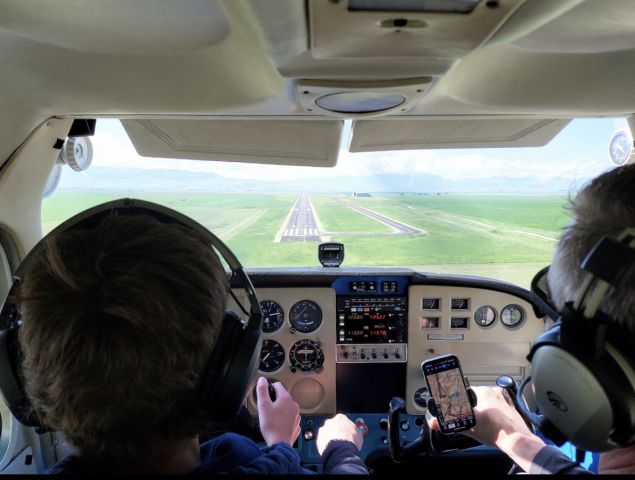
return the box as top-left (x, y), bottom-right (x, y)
top-left (388, 397), bottom-right (407, 462)
top-left (496, 375), bottom-right (535, 432)
top-left (388, 378), bottom-right (481, 463)
top-left (388, 397), bottom-right (429, 463)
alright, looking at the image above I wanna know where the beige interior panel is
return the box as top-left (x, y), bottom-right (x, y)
top-left (242, 287), bottom-right (337, 415)
top-left (0, 0), bottom-right (230, 55)
top-left (0, 0), bottom-right (285, 166)
top-left (349, 118), bottom-right (570, 152)
top-left (0, 118), bottom-right (73, 256)
top-left (5, 0), bottom-right (635, 166)
top-left (405, 285), bottom-right (544, 415)
top-left (308, 0), bottom-right (522, 61)
top-left (122, 119), bottom-right (343, 167)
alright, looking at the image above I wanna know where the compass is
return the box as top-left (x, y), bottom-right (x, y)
top-left (609, 131), bottom-right (634, 166)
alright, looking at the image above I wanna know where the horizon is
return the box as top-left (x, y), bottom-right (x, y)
top-left (54, 117), bottom-right (626, 194)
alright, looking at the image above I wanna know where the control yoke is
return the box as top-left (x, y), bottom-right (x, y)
top-left (387, 375), bottom-right (537, 464)
top-left (387, 379), bottom-right (479, 463)
top-left (496, 375), bottom-right (535, 432)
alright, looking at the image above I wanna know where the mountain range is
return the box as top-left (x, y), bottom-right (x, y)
top-left (57, 166), bottom-right (582, 194)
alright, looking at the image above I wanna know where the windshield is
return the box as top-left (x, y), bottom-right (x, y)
top-left (42, 118), bottom-right (626, 288)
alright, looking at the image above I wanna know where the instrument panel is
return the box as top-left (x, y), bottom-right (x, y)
top-left (243, 287), bottom-right (337, 414)
top-left (405, 285), bottom-right (543, 415)
top-left (236, 272), bottom-right (545, 419)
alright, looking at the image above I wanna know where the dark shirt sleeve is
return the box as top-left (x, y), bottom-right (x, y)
top-left (195, 433), bottom-right (314, 475)
top-left (321, 440), bottom-right (368, 474)
top-left (528, 445), bottom-right (593, 475)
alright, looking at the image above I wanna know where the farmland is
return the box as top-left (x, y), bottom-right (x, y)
top-left (42, 192), bottom-right (571, 288)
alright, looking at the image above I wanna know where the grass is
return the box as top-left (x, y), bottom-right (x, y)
top-left (349, 194), bottom-right (571, 237)
top-left (309, 196), bottom-right (392, 233)
top-left (42, 192), bottom-right (571, 288)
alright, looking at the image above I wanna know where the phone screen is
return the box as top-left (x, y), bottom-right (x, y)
top-left (422, 355), bottom-right (476, 434)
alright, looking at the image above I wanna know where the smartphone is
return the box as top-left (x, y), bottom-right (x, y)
top-left (421, 354), bottom-right (476, 434)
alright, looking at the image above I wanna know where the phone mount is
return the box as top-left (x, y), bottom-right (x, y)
top-left (387, 378), bottom-right (479, 463)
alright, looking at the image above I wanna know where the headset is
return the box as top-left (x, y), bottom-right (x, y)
top-left (0, 198), bottom-right (263, 430)
top-left (522, 228), bottom-right (635, 452)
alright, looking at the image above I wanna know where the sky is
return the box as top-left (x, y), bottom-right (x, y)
top-left (60, 117), bottom-right (627, 187)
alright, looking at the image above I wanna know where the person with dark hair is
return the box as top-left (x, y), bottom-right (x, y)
top-left (17, 213), bottom-right (367, 474)
top-left (428, 164), bottom-right (635, 474)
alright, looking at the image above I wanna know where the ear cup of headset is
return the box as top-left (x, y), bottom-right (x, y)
top-left (0, 328), bottom-right (36, 427)
top-left (0, 199), bottom-right (264, 430)
top-left (528, 322), bottom-right (635, 451)
top-left (198, 311), bottom-right (262, 423)
top-left (529, 338), bottom-right (614, 451)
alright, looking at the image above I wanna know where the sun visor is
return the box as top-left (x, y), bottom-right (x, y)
top-left (349, 118), bottom-right (570, 152)
top-left (121, 119), bottom-right (343, 167)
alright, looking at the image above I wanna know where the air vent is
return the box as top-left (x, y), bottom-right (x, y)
top-left (348, 0), bottom-right (480, 14)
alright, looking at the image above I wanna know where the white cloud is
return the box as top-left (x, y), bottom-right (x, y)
top-left (90, 119), bottom-right (613, 183)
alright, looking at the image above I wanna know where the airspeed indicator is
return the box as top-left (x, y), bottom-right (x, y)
top-left (260, 300), bottom-right (284, 333)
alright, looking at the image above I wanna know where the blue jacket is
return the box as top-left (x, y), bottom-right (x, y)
top-left (47, 433), bottom-right (368, 474)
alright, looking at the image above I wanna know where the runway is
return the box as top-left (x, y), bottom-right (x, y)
top-left (341, 202), bottom-right (422, 235)
top-left (279, 194), bottom-right (322, 242)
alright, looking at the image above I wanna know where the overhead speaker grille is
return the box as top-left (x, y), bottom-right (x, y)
top-left (315, 92), bottom-right (406, 114)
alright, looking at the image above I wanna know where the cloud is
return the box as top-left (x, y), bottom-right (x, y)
top-left (89, 118), bottom-right (615, 183)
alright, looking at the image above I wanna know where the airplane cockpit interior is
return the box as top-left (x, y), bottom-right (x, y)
top-left (1, 0), bottom-right (635, 474)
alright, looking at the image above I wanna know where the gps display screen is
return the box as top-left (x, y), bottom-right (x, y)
top-left (422, 355), bottom-right (475, 433)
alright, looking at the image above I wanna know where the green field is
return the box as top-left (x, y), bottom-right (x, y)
top-left (42, 192), bottom-right (572, 288)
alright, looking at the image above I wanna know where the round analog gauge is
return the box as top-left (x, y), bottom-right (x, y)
top-left (289, 300), bottom-right (323, 333)
top-left (260, 300), bottom-right (284, 333)
top-left (609, 131), bottom-right (633, 166)
top-left (413, 386), bottom-right (430, 409)
top-left (501, 304), bottom-right (525, 329)
top-left (289, 339), bottom-right (324, 373)
top-left (258, 339), bottom-right (285, 372)
top-left (474, 306), bottom-right (496, 328)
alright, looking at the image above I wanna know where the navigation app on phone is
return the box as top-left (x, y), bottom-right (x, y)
top-left (422, 355), bottom-right (475, 433)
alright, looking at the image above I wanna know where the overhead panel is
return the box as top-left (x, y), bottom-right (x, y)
top-left (309, 0), bottom-right (522, 61)
top-left (349, 118), bottom-right (570, 152)
top-left (121, 119), bottom-right (343, 167)
top-left (0, 0), bottom-right (230, 54)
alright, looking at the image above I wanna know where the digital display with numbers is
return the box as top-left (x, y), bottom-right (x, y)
top-left (349, 281), bottom-right (377, 293)
top-left (336, 296), bottom-right (407, 344)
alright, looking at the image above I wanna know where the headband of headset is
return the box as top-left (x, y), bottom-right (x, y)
top-left (521, 228), bottom-right (635, 452)
top-left (0, 198), bottom-right (263, 429)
